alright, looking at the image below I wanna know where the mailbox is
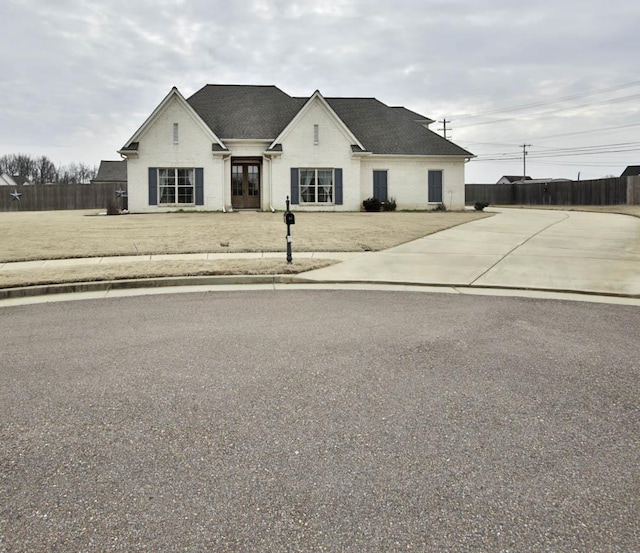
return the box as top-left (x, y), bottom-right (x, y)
top-left (284, 211), bottom-right (296, 225)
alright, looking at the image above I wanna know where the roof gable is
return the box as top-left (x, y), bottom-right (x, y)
top-left (120, 87), bottom-right (225, 153)
top-left (269, 90), bottom-right (365, 151)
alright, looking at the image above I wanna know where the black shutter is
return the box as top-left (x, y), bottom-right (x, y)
top-left (335, 168), bottom-right (343, 205)
top-left (195, 168), bottom-right (204, 205)
top-left (373, 170), bottom-right (387, 201)
top-left (290, 168), bottom-right (299, 204)
top-left (428, 170), bottom-right (443, 203)
top-left (148, 167), bottom-right (157, 205)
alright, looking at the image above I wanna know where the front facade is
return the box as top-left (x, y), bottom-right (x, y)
top-left (119, 85), bottom-right (473, 212)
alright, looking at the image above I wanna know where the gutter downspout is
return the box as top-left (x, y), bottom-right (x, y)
top-left (268, 155), bottom-right (275, 212)
top-left (220, 154), bottom-right (231, 212)
top-left (263, 153), bottom-right (275, 212)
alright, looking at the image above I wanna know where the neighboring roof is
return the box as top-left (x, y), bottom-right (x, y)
top-left (499, 175), bottom-right (532, 183)
top-left (0, 173), bottom-right (16, 186)
top-left (12, 175), bottom-right (31, 185)
top-left (621, 165), bottom-right (640, 177)
top-left (1, 174), bottom-right (31, 185)
top-left (93, 160), bottom-right (127, 182)
top-left (183, 84), bottom-right (473, 157)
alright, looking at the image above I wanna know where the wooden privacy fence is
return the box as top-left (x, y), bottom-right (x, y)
top-left (0, 183), bottom-right (128, 212)
top-left (466, 177), bottom-right (637, 206)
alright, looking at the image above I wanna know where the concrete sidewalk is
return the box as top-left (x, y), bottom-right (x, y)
top-left (300, 208), bottom-right (640, 297)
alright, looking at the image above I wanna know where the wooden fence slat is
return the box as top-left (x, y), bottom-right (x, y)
top-left (0, 183), bottom-right (127, 212)
top-left (466, 177), bottom-right (629, 206)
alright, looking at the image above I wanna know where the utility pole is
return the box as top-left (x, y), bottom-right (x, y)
top-left (520, 144), bottom-right (532, 180)
top-left (438, 118), bottom-right (451, 140)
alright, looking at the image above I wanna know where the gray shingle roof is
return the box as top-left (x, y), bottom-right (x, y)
top-left (326, 97), bottom-right (472, 156)
top-left (184, 85), bottom-right (472, 157)
top-left (621, 165), bottom-right (640, 177)
top-left (94, 160), bottom-right (127, 182)
top-left (187, 85), bottom-right (304, 139)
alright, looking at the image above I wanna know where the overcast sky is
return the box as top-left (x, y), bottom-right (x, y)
top-left (2, 0), bottom-right (639, 182)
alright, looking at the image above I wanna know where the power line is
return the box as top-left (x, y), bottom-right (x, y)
top-left (453, 78), bottom-right (640, 121)
top-left (473, 146), bottom-right (640, 162)
top-left (455, 92), bottom-right (640, 130)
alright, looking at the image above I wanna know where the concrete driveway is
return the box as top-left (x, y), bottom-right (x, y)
top-left (302, 208), bottom-right (640, 297)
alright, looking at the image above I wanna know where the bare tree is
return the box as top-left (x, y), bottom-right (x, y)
top-left (34, 155), bottom-right (57, 184)
top-left (1, 154), bottom-right (99, 184)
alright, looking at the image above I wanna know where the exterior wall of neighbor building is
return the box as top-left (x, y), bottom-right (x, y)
top-left (360, 156), bottom-right (466, 210)
top-left (0, 173), bottom-right (18, 186)
top-left (127, 95), bottom-right (224, 212)
top-left (270, 99), bottom-right (362, 211)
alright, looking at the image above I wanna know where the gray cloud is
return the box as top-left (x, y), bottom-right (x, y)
top-left (1, 0), bottom-right (639, 181)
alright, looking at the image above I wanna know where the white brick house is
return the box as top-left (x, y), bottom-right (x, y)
top-left (119, 85), bottom-right (473, 212)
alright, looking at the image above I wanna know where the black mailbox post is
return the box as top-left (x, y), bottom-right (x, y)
top-left (284, 196), bottom-right (295, 263)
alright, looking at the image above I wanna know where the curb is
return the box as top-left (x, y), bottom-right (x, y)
top-left (0, 275), bottom-right (292, 300)
top-left (1, 274), bottom-right (638, 303)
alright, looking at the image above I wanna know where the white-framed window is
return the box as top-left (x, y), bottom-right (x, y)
top-left (173, 123), bottom-right (179, 144)
top-left (158, 168), bottom-right (194, 204)
top-left (300, 168), bottom-right (334, 204)
top-left (313, 124), bottom-right (319, 145)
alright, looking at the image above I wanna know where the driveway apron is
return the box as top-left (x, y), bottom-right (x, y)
top-left (302, 208), bottom-right (640, 296)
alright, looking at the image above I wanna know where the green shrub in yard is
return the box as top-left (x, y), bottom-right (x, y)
top-left (474, 202), bottom-right (489, 211)
top-left (433, 203), bottom-right (447, 211)
top-left (363, 197), bottom-right (382, 212)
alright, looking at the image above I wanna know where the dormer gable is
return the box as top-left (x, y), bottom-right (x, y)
top-left (268, 90), bottom-right (366, 153)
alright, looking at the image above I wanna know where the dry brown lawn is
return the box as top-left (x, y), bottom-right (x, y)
top-left (0, 259), bottom-right (335, 289)
top-left (0, 210), bottom-right (490, 262)
top-left (0, 209), bottom-right (490, 288)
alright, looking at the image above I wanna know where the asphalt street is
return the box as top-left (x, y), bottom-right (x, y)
top-left (1, 290), bottom-right (638, 552)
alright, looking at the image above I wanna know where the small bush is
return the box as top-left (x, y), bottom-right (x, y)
top-left (474, 202), bottom-right (489, 211)
top-left (381, 197), bottom-right (397, 212)
top-left (363, 197), bottom-right (382, 212)
top-left (433, 203), bottom-right (447, 212)
top-left (106, 200), bottom-right (120, 215)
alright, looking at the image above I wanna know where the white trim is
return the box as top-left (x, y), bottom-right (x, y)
top-left (366, 154), bottom-right (474, 160)
top-left (222, 138), bottom-right (273, 143)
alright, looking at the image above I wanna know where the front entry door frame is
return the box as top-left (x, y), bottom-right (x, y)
top-left (231, 157), bottom-right (261, 209)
